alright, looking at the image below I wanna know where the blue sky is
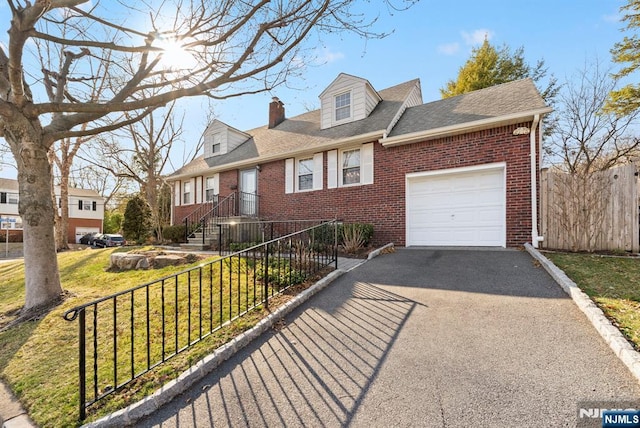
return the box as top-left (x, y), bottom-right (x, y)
top-left (0, 0), bottom-right (630, 179)
top-left (213, 0), bottom-right (624, 130)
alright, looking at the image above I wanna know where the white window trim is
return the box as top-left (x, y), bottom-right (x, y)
top-left (296, 157), bottom-right (314, 192)
top-left (285, 153), bottom-right (323, 194)
top-left (333, 90), bottom-right (352, 126)
top-left (210, 133), bottom-right (223, 157)
top-left (329, 143), bottom-right (374, 188)
top-left (183, 181), bottom-right (192, 205)
top-left (339, 147), bottom-right (361, 187)
top-left (205, 174), bottom-right (219, 201)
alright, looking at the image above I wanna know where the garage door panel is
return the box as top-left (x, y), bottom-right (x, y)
top-left (407, 166), bottom-right (505, 247)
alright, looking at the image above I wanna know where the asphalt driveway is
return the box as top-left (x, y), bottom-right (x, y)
top-left (139, 248), bottom-right (640, 427)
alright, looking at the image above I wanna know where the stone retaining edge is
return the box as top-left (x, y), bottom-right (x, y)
top-left (525, 243), bottom-right (640, 384)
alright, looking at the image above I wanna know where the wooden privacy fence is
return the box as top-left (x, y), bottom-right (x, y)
top-left (540, 164), bottom-right (639, 253)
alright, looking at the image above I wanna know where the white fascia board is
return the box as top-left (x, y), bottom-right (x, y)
top-left (167, 130), bottom-right (385, 182)
top-left (380, 107), bottom-right (553, 148)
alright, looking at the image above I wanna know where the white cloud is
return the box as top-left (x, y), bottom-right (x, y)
top-left (437, 42), bottom-right (460, 55)
top-left (461, 29), bottom-right (494, 46)
top-left (315, 47), bottom-right (345, 65)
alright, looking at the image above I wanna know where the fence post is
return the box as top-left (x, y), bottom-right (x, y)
top-left (78, 309), bottom-right (87, 421)
top-left (184, 218), bottom-right (189, 242)
top-left (201, 219), bottom-right (205, 246)
top-left (217, 224), bottom-right (222, 256)
top-left (264, 241), bottom-right (269, 309)
top-left (334, 220), bottom-right (338, 270)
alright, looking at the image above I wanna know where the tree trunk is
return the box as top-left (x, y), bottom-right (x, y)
top-left (17, 138), bottom-right (63, 312)
top-left (57, 170), bottom-right (70, 250)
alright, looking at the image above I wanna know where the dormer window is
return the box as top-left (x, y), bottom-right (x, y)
top-left (202, 121), bottom-right (251, 159)
top-left (320, 74), bottom-right (381, 129)
top-left (211, 133), bottom-right (222, 156)
top-left (335, 92), bottom-right (351, 121)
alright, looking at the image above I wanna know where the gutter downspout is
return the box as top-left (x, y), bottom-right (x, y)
top-left (530, 114), bottom-right (544, 248)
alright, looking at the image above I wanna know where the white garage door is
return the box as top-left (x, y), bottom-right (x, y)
top-left (406, 165), bottom-right (506, 247)
top-left (75, 227), bottom-right (100, 243)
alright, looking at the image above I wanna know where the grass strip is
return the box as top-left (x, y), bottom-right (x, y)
top-left (545, 252), bottom-right (640, 352)
top-left (0, 247), bottom-right (327, 427)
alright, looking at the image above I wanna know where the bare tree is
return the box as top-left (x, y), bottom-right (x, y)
top-left (48, 136), bottom-right (88, 250)
top-left (39, 29), bottom-right (113, 251)
top-left (98, 101), bottom-right (184, 242)
top-left (546, 60), bottom-right (640, 174)
top-left (544, 60), bottom-right (640, 252)
top-left (0, 0), bottom-right (415, 313)
top-left (71, 161), bottom-right (131, 208)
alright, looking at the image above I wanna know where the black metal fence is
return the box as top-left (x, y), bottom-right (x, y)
top-left (209, 219), bottom-right (336, 253)
top-left (63, 220), bottom-right (338, 421)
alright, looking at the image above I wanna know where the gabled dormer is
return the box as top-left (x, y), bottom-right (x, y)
top-left (319, 73), bottom-right (382, 130)
top-left (203, 120), bottom-right (251, 159)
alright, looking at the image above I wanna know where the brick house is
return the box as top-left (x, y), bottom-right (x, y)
top-left (168, 73), bottom-right (551, 248)
top-left (0, 178), bottom-right (104, 243)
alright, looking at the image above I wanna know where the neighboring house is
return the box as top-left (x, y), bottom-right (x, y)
top-left (168, 73), bottom-right (552, 248)
top-left (0, 178), bottom-right (104, 243)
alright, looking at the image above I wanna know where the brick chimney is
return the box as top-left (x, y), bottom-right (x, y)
top-left (268, 97), bottom-right (285, 129)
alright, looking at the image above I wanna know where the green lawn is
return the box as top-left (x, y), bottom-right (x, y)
top-left (0, 247), bottom-right (312, 427)
top-left (545, 252), bottom-right (640, 352)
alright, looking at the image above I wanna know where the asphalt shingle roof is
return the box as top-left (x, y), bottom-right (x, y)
top-left (170, 77), bottom-right (548, 178)
top-left (170, 79), bottom-right (419, 177)
top-left (389, 78), bottom-right (547, 137)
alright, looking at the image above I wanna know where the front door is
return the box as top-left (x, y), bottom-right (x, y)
top-left (239, 168), bottom-right (257, 216)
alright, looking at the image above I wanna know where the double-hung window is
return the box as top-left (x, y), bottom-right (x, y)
top-left (297, 158), bottom-right (314, 191)
top-left (335, 92), bottom-right (351, 121)
top-left (210, 133), bottom-right (222, 156)
top-left (285, 154), bottom-right (322, 194)
top-left (341, 149), bottom-right (361, 185)
top-left (327, 143), bottom-right (373, 189)
top-left (183, 182), bottom-right (192, 204)
top-left (205, 176), bottom-right (218, 202)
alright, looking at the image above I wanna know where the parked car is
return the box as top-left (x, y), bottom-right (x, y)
top-left (93, 234), bottom-right (126, 248)
top-left (79, 232), bottom-right (101, 245)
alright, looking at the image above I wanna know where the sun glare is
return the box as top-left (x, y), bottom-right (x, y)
top-left (155, 37), bottom-right (196, 71)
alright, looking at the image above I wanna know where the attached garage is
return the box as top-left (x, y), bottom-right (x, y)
top-left (75, 227), bottom-right (100, 243)
top-left (406, 163), bottom-right (506, 247)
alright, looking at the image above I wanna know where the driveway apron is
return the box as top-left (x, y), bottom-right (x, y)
top-left (140, 248), bottom-right (640, 427)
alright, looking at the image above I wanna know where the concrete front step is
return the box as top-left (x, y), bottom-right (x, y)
top-left (180, 243), bottom-right (213, 251)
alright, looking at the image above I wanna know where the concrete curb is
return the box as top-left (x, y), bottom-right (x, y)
top-left (525, 243), bottom-right (640, 384)
top-left (83, 267), bottom-right (350, 427)
top-left (367, 243), bottom-right (394, 260)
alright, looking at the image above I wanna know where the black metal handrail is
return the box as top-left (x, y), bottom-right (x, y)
top-left (184, 193), bottom-right (235, 241)
top-left (63, 220), bottom-right (338, 421)
top-left (182, 195), bottom-right (219, 235)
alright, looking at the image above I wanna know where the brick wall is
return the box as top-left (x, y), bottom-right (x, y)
top-left (173, 170), bottom-right (239, 222)
top-left (257, 122), bottom-right (537, 247)
top-left (171, 122), bottom-right (539, 248)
